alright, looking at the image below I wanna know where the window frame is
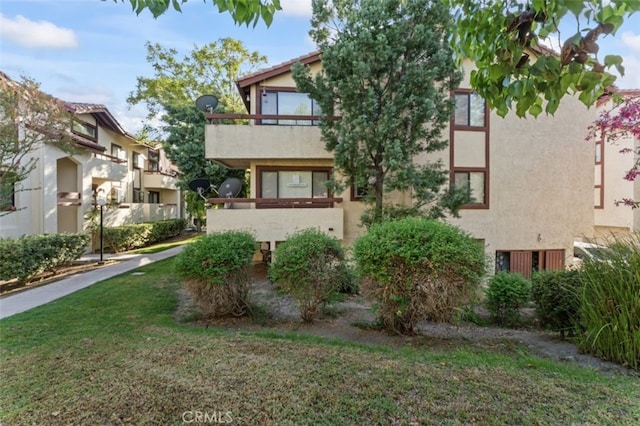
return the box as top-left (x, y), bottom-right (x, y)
top-left (148, 149), bottom-right (160, 172)
top-left (71, 119), bottom-right (97, 141)
top-left (148, 191), bottom-right (160, 204)
top-left (256, 166), bottom-right (333, 208)
top-left (454, 91), bottom-right (488, 129)
top-left (258, 87), bottom-right (321, 126)
top-left (450, 89), bottom-right (490, 209)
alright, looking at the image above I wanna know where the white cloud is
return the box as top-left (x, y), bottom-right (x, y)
top-left (280, 0), bottom-right (312, 17)
top-left (0, 13), bottom-right (79, 49)
top-left (621, 31), bottom-right (640, 53)
top-left (614, 56), bottom-right (640, 89)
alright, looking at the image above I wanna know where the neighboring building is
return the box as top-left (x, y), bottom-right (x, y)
top-left (593, 89), bottom-right (640, 238)
top-left (0, 72), bottom-right (182, 240)
top-left (204, 52), bottom-right (594, 278)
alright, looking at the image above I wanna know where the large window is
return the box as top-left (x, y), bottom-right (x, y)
top-left (260, 90), bottom-right (321, 125)
top-left (258, 167), bottom-right (331, 207)
top-left (454, 92), bottom-right (486, 127)
top-left (72, 120), bottom-right (97, 140)
top-left (148, 150), bottom-right (159, 171)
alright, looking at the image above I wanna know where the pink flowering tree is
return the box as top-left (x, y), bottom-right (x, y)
top-left (586, 93), bottom-right (640, 208)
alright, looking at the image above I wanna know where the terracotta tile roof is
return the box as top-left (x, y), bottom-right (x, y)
top-left (64, 101), bottom-right (137, 141)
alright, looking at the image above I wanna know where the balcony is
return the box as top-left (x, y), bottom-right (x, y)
top-left (204, 114), bottom-right (331, 169)
top-left (86, 153), bottom-right (127, 182)
top-left (205, 197), bottom-right (344, 243)
top-left (144, 171), bottom-right (178, 190)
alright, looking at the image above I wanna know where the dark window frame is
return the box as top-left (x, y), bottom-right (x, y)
top-left (450, 89), bottom-right (490, 209)
top-left (72, 119), bottom-right (97, 141)
top-left (258, 87), bottom-right (321, 126)
top-left (255, 166), bottom-right (332, 208)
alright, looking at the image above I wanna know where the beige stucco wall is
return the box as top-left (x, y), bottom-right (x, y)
top-left (444, 60), bottom-right (594, 264)
top-left (0, 117), bottom-right (181, 240)
top-left (593, 97), bottom-right (638, 235)
top-left (202, 56), bottom-right (595, 269)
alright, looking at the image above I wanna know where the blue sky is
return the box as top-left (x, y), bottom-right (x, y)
top-left (1, 0), bottom-right (639, 134)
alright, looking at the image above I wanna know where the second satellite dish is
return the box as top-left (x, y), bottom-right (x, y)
top-left (219, 178), bottom-right (242, 198)
top-left (195, 94), bottom-right (219, 113)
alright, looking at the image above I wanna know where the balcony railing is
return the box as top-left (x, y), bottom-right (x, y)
top-left (206, 197), bottom-right (343, 208)
top-left (204, 113), bottom-right (324, 125)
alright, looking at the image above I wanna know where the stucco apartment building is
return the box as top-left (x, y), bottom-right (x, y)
top-left (593, 89), bottom-right (640, 238)
top-left (0, 72), bottom-right (182, 239)
top-left (204, 52), bottom-right (595, 278)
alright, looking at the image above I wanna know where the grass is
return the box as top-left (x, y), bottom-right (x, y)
top-left (129, 232), bottom-right (203, 254)
top-left (1, 259), bottom-right (639, 425)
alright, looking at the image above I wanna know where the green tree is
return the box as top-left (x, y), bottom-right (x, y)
top-left (0, 74), bottom-right (77, 217)
top-left (161, 104), bottom-right (244, 229)
top-left (447, 0), bottom-right (640, 117)
top-left (107, 0), bottom-right (281, 26)
top-left (128, 38), bottom-right (267, 123)
top-left (292, 0), bottom-right (465, 220)
top-left (127, 39), bottom-right (264, 225)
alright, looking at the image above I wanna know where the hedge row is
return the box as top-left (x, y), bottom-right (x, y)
top-left (101, 218), bottom-right (187, 253)
top-left (0, 233), bottom-right (91, 283)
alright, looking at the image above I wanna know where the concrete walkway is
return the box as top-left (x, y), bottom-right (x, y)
top-left (0, 245), bottom-right (186, 320)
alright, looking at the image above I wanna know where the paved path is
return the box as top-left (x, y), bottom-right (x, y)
top-left (0, 245), bottom-right (186, 320)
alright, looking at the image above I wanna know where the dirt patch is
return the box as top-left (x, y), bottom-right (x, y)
top-left (176, 264), bottom-right (635, 377)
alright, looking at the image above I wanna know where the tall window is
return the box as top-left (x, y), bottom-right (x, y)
top-left (148, 150), bottom-right (159, 171)
top-left (260, 90), bottom-right (321, 125)
top-left (451, 90), bottom-right (489, 208)
top-left (594, 140), bottom-right (604, 209)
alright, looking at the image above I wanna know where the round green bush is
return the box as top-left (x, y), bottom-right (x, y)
top-left (269, 228), bottom-right (346, 322)
top-left (531, 270), bottom-right (582, 338)
top-left (353, 218), bottom-right (487, 334)
top-left (174, 230), bottom-right (256, 318)
top-left (485, 272), bottom-right (531, 327)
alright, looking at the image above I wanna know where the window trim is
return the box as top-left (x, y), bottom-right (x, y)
top-left (148, 149), bottom-right (160, 172)
top-left (450, 89), bottom-right (490, 209)
top-left (255, 166), bottom-right (333, 208)
top-left (257, 86), bottom-right (320, 126)
top-left (594, 137), bottom-right (605, 209)
top-left (453, 90), bottom-right (488, 130)
top-left (71, 119), bottom-right (97, 141)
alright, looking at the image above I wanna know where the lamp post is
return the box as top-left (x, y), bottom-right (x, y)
top-left (97, 194), bottom-right (106, 264)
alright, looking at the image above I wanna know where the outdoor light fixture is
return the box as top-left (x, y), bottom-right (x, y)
top-left (97, 191), bottom-right (106, 264)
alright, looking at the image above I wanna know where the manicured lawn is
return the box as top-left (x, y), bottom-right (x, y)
top-left (1, 259), bottom-right (638, 425)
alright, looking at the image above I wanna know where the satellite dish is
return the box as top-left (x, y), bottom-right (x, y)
top-left (195, 94), bottom-right (218, 113)
top-left (188, 178), bottom-right (215, 201)
top-left (219, 178), bottom-right (242, 198)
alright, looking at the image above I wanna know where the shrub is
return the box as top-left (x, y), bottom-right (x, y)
top-left (578, 234), bottom-right (640, 370)
top-left (531, 270), bottom-right (582, 338)
top-left (174, 230), bottom-right (256, 318)
top-left (269, 228), bottom-right (347, 322)
top-left (360, 204), bottom-right (425, 230)
top-left (101, 219), bottom-right (187, 252)
top-left (0, 233), bottom-right (91, 283)
top-left (485, 272), bottom-right (531, 327)
top-left (353, 218), bottom-right (487, 334)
